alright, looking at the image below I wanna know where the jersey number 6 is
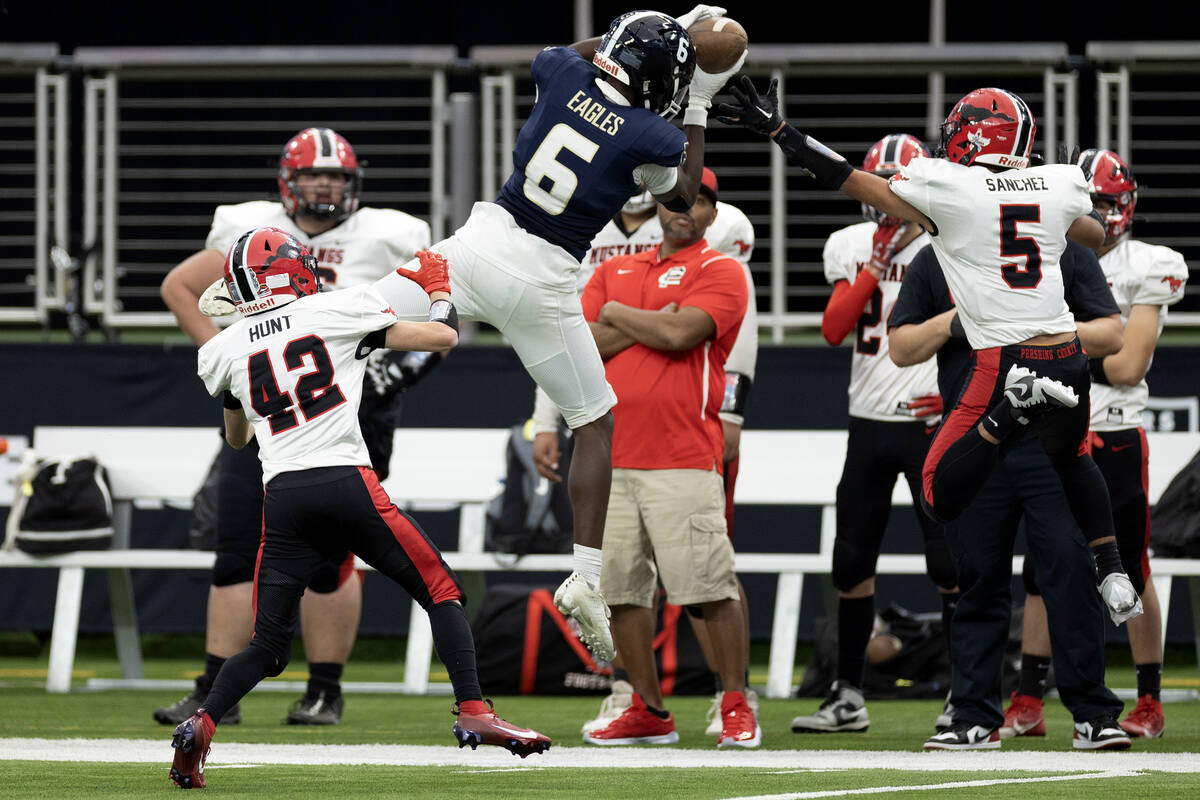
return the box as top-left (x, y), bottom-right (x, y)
top-left (248, 335), bottom-right (347, 435)
top-left (523, 123), bottom-right (600, 215)
top-left (999, 204), bottom-right (1043, 289)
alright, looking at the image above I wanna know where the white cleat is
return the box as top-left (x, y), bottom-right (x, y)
top-left (1004, 365), bottom-right (1078, 410)
top-left (1099, 572), bottom-right (1144, 626)
top-left (554, 571), bottom-right (614, 661)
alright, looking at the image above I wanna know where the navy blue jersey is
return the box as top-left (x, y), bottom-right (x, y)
top-left (889, 241), bottom-right (1119, 402)
top-left (495, 47), bottom-right (686, 261)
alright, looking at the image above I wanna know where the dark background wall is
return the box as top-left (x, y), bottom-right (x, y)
top-left (1, 343), bottom-right (1196, 645)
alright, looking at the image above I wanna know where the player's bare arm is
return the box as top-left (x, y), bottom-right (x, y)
top-left (599, 300), bottom-right (715, 351)
top-left (1093, 304), bottom-right (1159, 385)
top-left (1074, 313), bottom-right (1124, 359)
top-left (587, 320), bottom-right (637, 359)
top-left (223, 406), bottom-right (254, 450)
top-left (1068, 213), bottom-right (1106, 249)
top-left (888, 308), bottom-right (958, 367)
top-left (568, 36), bottom-right (603, 61)
top-left (383, 319), bottom-right (457, 353)
top-left (652, 126), bottom-right (704, 212)
top-left (840, 171), bottom-right (934, 232)
top-left (161, 248), bottom-right (226, 346)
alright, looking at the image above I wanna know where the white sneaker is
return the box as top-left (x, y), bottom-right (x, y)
top-left (934, 692), bottom-right (955, 732)
top-left (791, 681), bottom-right (869, 733)
top-left (1003, 365), bottom-right (1078, 410)
top-left (582, 680), bottom-right (633, 734)
top-left (1099, 572), bottom-right (1144, 626)
top-left (553, 571), bottom-right (614, 661)
top-left (705, 688), bottom-right (759, 736)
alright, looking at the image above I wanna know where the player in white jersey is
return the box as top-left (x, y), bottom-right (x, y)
top-left (717, 82), bottom-right (1142, 639)
top-left (155, 128), bottom-right (434, 727)
top-left (1008, 149), bottom-right (1189, 740)
top-left (167, 230), bottom-right (549, 789)
top-left (793, 135), bottom-right (957, 735)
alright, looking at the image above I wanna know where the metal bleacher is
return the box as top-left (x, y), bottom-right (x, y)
top-left (3, 40), bottom-right (1199, 335)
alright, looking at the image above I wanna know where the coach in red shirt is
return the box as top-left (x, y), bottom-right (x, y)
top-left (577, 169), bottom-right (759, 749)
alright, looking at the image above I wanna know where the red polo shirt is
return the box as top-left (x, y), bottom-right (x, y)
top-left (582, 239), bottom-right (747, 472)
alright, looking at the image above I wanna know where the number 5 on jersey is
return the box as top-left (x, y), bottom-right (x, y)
top-left (248, 335), bottom-right (346, 434)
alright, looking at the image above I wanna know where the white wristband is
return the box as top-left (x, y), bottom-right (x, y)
top-left (683, 105), bottom-right (709, 128)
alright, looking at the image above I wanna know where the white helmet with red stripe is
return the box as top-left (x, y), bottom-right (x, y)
top-left (938, 88), bottom-right (1036, 170)
top-left (223, 227), bottom-right (321, 316)
top-left (277, 127), bottom-right (363, 222)
top-left (861, 133), bottom-right (929, 223)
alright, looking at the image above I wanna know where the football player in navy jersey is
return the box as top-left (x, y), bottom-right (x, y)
top-left (889, 241), bottom-right (1130, 751)
top-left (373, 7), bottom-right (747, 662)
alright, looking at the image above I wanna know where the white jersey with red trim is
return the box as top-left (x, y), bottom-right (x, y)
top-left (581, 215), bottom-right (663, 292)
top-left (206, 201), bottom-right (430, 290)
top-left (890, 158), bottom-right (1091, 349)
top-left (1090, 237), bottom-right (1189, 431)
top-left (197, 285), bottom-right (396, 483)
top-left (709, 201), bottom-right (758, 385)
top-left (824, 221), bottom-right (938, 421)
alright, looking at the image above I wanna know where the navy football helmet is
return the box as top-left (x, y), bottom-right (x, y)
top-left (593, 11), bottom-right (695, 120)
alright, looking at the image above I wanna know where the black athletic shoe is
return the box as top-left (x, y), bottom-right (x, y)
top-left (924, 720), bottom-right (1001, 750)
top-left (154, 675), bottom-right (241, 726)
top-left (1073, 716), bottom-right (1132, 750)
top-left (285, 690), bottom-right (344, 725)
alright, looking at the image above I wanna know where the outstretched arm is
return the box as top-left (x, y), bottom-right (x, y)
top-left (716, 76), bottom-right (933, 231)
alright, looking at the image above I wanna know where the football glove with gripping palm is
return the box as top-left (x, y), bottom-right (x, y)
top-left (396, 249), bottom-right (451, 295)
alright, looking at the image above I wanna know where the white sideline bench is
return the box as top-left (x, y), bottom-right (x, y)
top-left (1, 426), bottom-right (1198, 697)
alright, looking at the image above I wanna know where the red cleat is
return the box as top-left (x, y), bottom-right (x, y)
top-left (717, 690), bottom-right (762, 749)
top-left (1120, 694), bottom-right (1164, 738)
top-left (583, 694), bottom-right (678, 745)
top-left (452, 699), bottom-right (551, 758)
top-left (999, 691), bottom-right (1046, 738)
top-left (169, 710), bottom-right (215, 789)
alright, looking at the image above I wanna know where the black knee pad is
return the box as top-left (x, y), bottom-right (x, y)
top-left (923, 538), bottom-right (958, 591)
top-left (212, 550), bottom-right (257, 587)
top-left (832, 537), bottom-right (879, 593)
top-left (1021, 556), bottom-right (1041, 597)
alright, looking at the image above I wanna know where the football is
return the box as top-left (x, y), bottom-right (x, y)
top-left (687, 16), bottom-right (748, 73)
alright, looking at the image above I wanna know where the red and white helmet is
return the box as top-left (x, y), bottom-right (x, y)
top-left (1077, 148), bottom-right (1138, 241)
top-left (939, 88), bottom-right (1036, 170)
top-left (278, 127), bottom-right (363, 222)
top-left (223, 227), bottom-right (321, 316)
top-left (862, 133), bottom-right (929, 223)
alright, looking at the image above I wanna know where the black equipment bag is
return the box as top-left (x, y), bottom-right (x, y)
top-left (485, 422), bottom-right (574, 556)
top-left (4, 454), bottom-right (114, 554)
top-left (472, 584), bottom-right (716, 696)
top-left (1150, 445), bottom-right (1200, 558)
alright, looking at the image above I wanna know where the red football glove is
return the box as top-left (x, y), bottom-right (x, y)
top-left (908, 393), bottom-right (944, 419)
top-left (396, 249), bottom-right (451, 295)
top-left (869, 221), bottom-right (905, 273)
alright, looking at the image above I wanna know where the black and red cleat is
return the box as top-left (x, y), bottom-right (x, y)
top-left (169, 710), bottom-right (216, 789)
top-left (452, 699), bottom-right (551, 758)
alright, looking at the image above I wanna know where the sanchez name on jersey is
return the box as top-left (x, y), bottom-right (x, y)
top-left (890, 158), bottom-right (1091, 349)
top-left (824, 221), bottom-right (937, 420)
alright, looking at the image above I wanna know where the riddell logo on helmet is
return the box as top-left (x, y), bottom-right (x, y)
top-left (996, 155), bottom-right (1024, 167)
top-left (239, 296), bottom-right (282, 315)
top-left (593, 53), bottom-right (620, 78)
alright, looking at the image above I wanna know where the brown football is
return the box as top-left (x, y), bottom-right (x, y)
top-left (687, 16), bottom-right (748, 73)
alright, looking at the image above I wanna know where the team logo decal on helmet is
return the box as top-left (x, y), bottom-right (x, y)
top-left (594, 11), bottom-right (696, 120)
top-left (278, 127), bottom-right (363, 222)
top-left (938, 88), bottom-right (1035, 170)
top-left (224, 227), bottom-right (321, 316)
top-left (861, 133), bottom-right (930, 223)
top-left (1077, 148), bottom-right (1138, 241)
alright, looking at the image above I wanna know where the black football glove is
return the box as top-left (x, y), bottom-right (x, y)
top-left (715, 76), bottom-right (783, 137)
top-left (365, 350), bottom-right (444, 398)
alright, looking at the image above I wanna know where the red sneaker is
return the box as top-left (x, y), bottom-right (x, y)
top-left (169, 710), bottom-right (215, 789)
top-left (452, 699), bottom-right (551, 758)
top-left (717, 690), bottom-right (762, 749)
top-left (999, 691), bottom-right (1045, 738)
top-left (583, 694), bottom-right (678, 745)
top-left (1120, 694), bottom-right (1164, 738)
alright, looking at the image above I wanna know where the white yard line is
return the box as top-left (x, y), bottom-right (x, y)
top-left (719, 770), bottom-right (1141, 800)
top-left (2, 738), bottom-right (1199, 774)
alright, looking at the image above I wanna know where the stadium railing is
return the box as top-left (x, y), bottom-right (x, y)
top-left (3, 425), bottom-right (1199, 697)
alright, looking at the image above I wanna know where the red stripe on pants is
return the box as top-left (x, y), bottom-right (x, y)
top-left (922, 347), bottom-right (1002, 506)
top-left (356, 466), bottom-right (460, 606)
top-left (250, 504), bottom-right (266, 639)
